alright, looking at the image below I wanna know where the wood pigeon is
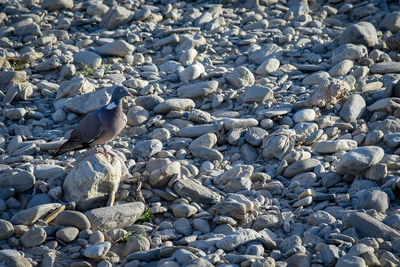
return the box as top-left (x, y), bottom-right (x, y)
top-left (52, 86), bottom-right (132, 158)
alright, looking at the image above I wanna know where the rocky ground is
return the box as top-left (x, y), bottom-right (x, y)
top-left (3, 0), bottom-right (400, 266)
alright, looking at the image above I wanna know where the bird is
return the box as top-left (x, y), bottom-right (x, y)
top-left (52, 86), bottom-right (132, 158)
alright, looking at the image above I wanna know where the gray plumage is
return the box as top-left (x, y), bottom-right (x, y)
top-left (52, 86), bottom-right (131, 158)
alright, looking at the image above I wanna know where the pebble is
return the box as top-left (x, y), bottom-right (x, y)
top-left (335, 146), bottom-right (384, 175)
top-left (56, 226), bottom-right (79, 243)
top-left (84, 241), bottom-right (111, 259)
top-left (20, 227), bottom-right (47, 248)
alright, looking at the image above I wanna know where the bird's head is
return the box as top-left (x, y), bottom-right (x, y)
top-left (111, 86), bottom-right (133, 102)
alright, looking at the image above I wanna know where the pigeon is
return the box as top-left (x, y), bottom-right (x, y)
top-left (52, 86), bottom-right (132, 158)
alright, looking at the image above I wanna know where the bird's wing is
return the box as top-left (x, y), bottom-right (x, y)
top-left (70, 110), bottom-right (104, 145)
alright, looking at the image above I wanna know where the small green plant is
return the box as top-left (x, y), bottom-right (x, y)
top-left (81, 63), bottom-right (95, 78)
top-left (139, 209), bottom-right (153, 222)
top-left (116, 229), bottom-right (147, 243)
top-left (12, 61), bottom-right (24, 71)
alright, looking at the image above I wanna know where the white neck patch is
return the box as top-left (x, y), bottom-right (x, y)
top-left (106, 102), bottom-right (117, 110)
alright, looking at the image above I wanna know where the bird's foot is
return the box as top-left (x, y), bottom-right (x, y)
top-left (101, 145), bottom-right (116, 157)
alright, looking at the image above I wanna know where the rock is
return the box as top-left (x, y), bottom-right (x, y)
top-left (73, 51), bottom-right (102, 69)
top-left (149, 161), bottom-right (180, 187)
top-left (179, 62), bottom-right (205, 82)
top-left (210, 200), bottom-right (247, 220)
top-left (133, 139), bottom-right (163, 158)
top-left (41, 0), bottom-right (73, 10)
top-left (63, 153), bottom-right (127, 210)
top-left (0, 219), bottom-right (13, 240)
top-left (313, 140), bottom-right (358, 154)
top-left (0, 169), bottom-right (35, 193)
top-left (87, 3), bottom-right (109, 16)
top-left (11, 203), bottom-right (62, 225)
top-left (20, 227), bottom-right (47, 248)
top-left (193, 218), bottom-right (210, 233)
top-left (309, 77), bottom-right (350, 107)
top-left (332, 44), bottom-right (368, 65)
top-left (370, 62), bottom-right (400, 74)
top-left (335, 146), bottom-right (384, 175)
top-left (127, 106), bottom-right (149, 126)
top-left (216, 229), bottom-right (260, 251)
top-left (174, 178), bottom-right (221, 204)
top-left (33, 164), bottom-right (65, 180)
top-left (0, 249), bottom-right (32, 267)
top-left (355, 189), bottom-right (389, 212)
top-left (262, 129), bottom-right (295, 160)
top-left (243, 84), bottom-right (274, 103)
top-left (224, 118), bottom-right (258, 130)
top-left (283, 158), bottom-right (320, 178)
top-left (3, 108), bottom-right (26, 120)
top-left (100, 6), bottom-right (133, 30)
top-left (308, 210), bottom-right (336, 225)
top-left (256, 58), bottom-right (280, 75)
top-left (328, 59), bottom-right (354, 77)
top-left (173, 204), bottom-right (197, 218)
top-left (55, 210), bottom-right (91, 230)
top-left (303, 71), bottom-right (330, 86)
top-left (56, 227), bottom-right (79, 243)
top-left (339, 21), bottom-right (378, 47)
top-left (336, 256), bottom-right (366, 267)
top-left (154, 98), bottom-right (195, 114)
top-left (177, 81), bottom-right (218, 99)
top-left (85, 202), bottom-right (145, 231)
top-left (84, 242), bottom-right (111, 259)
top-left (0, 70), bottom-right (26, 85)
top-left (56, 75), bottom-right (95, 100)
top-left (343, 212), bottom-right (400, 239)
top-left (339, 94), bottom-right (366, 122)
top-left (66, 88), bottom-right (110, 114)
top-left (97, 40), bottom-right (135, 57)
top-left (293, 109), bottom-right (316, 123)
top-left (225, 66), bottom-right (255, 88)
top-left (380, 11), bottom-right (400, 33)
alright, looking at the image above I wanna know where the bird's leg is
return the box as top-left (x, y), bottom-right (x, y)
top-left (94, 146), bottom-right (106, 155)
top-left (102, 145), bottom-right (116, 157)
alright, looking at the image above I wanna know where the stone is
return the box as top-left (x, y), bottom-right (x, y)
top-left (84, 242), bottom-right (111, 259)
top-left (41, 0), bottom-right (73, 10)
top-left (149, 161), bottom-right (180, 187)
top-left (85, 202), bottom-right (145, 231)
top-left (308, 211), bottom-right (336, 225)
top-left (177, 81), bottom-right (218, 99)
top-left (336, 256), bottom-right (366, 267)
top-left (173, 204), bottom-right (197, 218)
top-left (87, 3), bottom-right (109, 17)
top-left (66, 88), bottom-right (110, 114)
top-left (73, 51), bottom-right (102, 69)
top-left (97, 40), bottom-right (135, 57)
top-left (216, 229), bottom-right (260, 251)
top-left (133, 139), bottom-right (163, 158)
top-left (370, 62), bottom-right (400, 74)
top-left (355, 189), bottom-right (389, 212)
top-left (335, 146), bottom-right (384, 175)
top-left (56, 226), bottom-right (79, 243)
top-left (56, 75), bottom-right (95, 100)
top-left (343, 212), bottom-right (400, 239)
top-left (0, 169), bottom-right (35, 193)
top-left (225, 66), bottom-right (255, 88)
top-left (380, 11), bottom-right (400, 33)
top-left (332, 44), bottom-right (368, 65)
top-left (293, 109), bottom-right (316, 123)
top-left (127, 106), bottom-right (149, 126)
top-left (328, 59), bottom-right (354, 77)
top-left (0, 219), bottom-right (14, 240)
top-left (179, 62), bottom-right (205, 82)
top-left (55, 210), bottom-right (91, 230)
top-left (0, 249), bottom-right (32, 267)
top-left (154, 98), bottom-right (195, 114)
top-left (243, 84), bottom-right (274, 103)
top-left (283, 158), bottom-right (320, 178)
top-left (20, 227), bottom-right (47, 248)
top-left (309, 77), bottom-right (350, 107)
top-left (313, 140), bottom-right (357, 154)
top-left (100, 6), bottom-right (133, 30)
top-left (34, 164), bottom-right (65, 180)
top-left (11, 203), bottom-right (62, 225)
top-left (63, 153), bottom-right (128, 210)
top-left (339, 21), bottom-right (378, 47)
top-left (174, 178), bottom-right (221, 204)
top-left (256, 58), bottom-right (280, 75)
top-left (339, 94), bottom-right (366, 122)
top-left (302, 71), bottom-right (330, 86)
